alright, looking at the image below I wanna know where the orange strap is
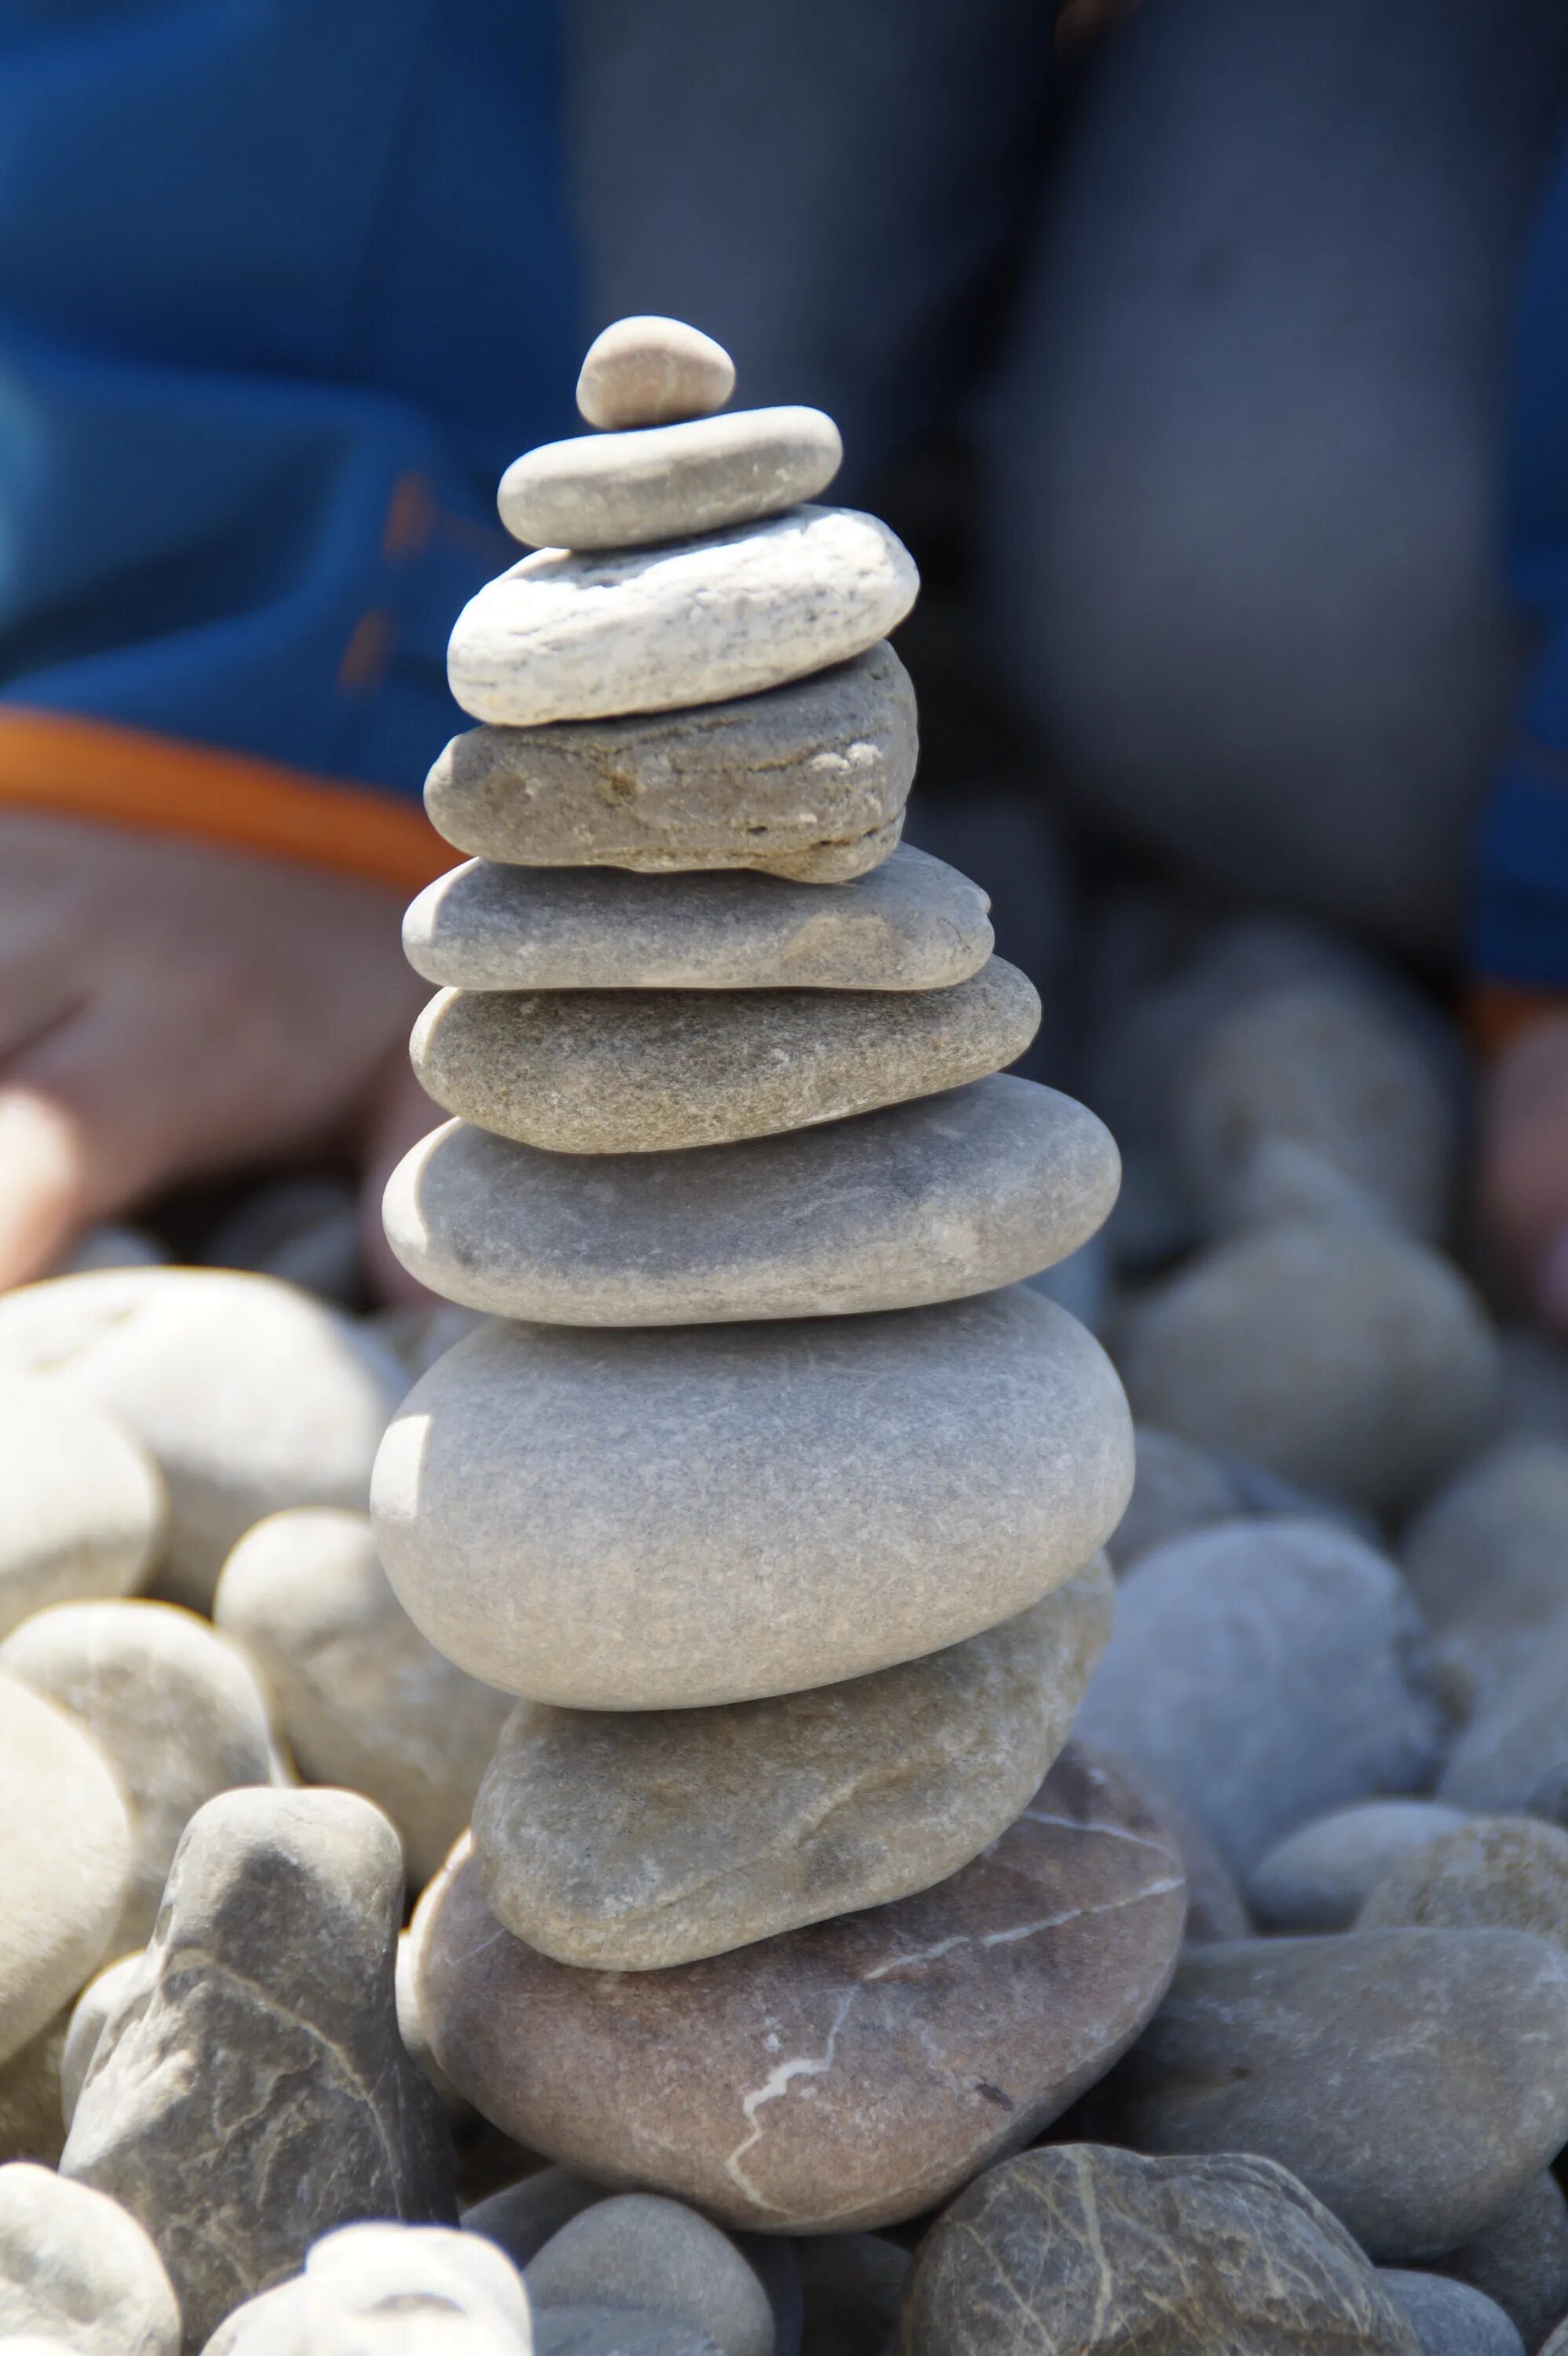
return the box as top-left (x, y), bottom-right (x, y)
top-left (1469, 977), bottom-right (1568, 1056)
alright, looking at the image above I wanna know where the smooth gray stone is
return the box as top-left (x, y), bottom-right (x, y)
top-left (1083, 1929), bottom-right (1568, 2262)
top-left (1402, 1439), bottom-right (1568, 1712)
top-left (1378, 2271), bottom-right (1523, 2356)
top-left (60, 1787), bottom-right (455, 2350)
top-left (426, 643), bottom-right (916, 884)
top-left (499, 408), bottom-right (841, 550)
top-left (1073, 1518), bottom-right (1442, 1878)
top-left (464, 2168), bottom-right (609, 2271)
top-left (0, 2161), bottom-right (180, 2356)
top-left (527, 2196), bottom-right (771, 2356)
top-left (402, 845), bottom-right (991, 994)
top-left (576, 316), bottom-right (733, 432)
top-left (1440, 1618), bottom-right (1568, 1823)
top-left (385, 1077), bottom-right (1118, 1326)
top-left (535, 2310), bottom-right (722, 2356)
top-left (1249, 1802), bottom-right (1471, 1933)
top-left (0, 1375), bottom-right (164, 1641)
top-left (1432, 2172), bottom-right (1568, 2353)
top-left (448, 507), bottom-right (918, 728)
top-left (372, 1286), bottom-right (1134, 1709)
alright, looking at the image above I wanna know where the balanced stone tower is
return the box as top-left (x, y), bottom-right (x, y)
top-left (375, 317), bottom-right (1186, 2233)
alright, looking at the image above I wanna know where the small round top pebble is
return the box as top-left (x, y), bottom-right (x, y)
top-left (577, 316), bottom-right (734, 430)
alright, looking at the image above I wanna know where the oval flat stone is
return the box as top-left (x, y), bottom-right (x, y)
top-left (385, 1078), bottom-right (1118, 1325)
top-left (403, 845), bottom-right (989, 994)
top-left (410, 959), bottom-right (1040, 1155)
top-left (448, 508), bottom-right (918, 728)
top-left (418, 1748), bottom-right (1185, 2233)
top-left (470, 1563), bottom-right (1115, 1968)
top-left (372, 1285), bottom-right (1133, 1709)
top-left (577, 317), bottom-right (734, 431)
top-left (0, 1377), bottom-right (165, 1641)
top-left (426, 643), bottom-right (915, 882)
top-left (500, 409), bottom-right (842, 551)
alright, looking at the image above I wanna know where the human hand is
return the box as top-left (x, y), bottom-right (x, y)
top-left (1480, 1007), bottom-right (1568, 1330)
top-left (0, 812), bottom-right (430, 1294)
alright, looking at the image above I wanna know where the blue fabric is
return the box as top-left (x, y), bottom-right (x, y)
top-left (0, 0), bottom-right (582, 799)
top-left (1478, 128), bottom-right (1568, 986)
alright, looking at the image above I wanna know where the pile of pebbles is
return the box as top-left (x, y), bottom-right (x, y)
top-left (4, 320), bottom-right (1568, 2356)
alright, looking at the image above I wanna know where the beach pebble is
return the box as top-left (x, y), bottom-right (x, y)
top-left (1, 1600), bottom-right (276, 1948)
top-left (1083, 1928), bottom-right (1568, 2260)
top-left (527, 2197), bottom-right (772, 2356)
top-left (0, 1377), bottom-right (164, 1639)
top-left (0, 1271), bottom-right (404, 1611)
top-left (1431, 2172), bottom-right (1568, 2353)
top-left (794, 2236), bottom-right (907, 2356)
top-left (470, 1564), bottom-right (1113, 1968)
top-left (426, 642), bottom-right (915, 884)
top-left (535, 2314), bottom-right (722, 2356)
top-left (1106, 1425), bottom-right (1247, 1571)
top-left (386, 1078), bottom-right (1117, 1326)
top-left (214, 1509), bottom-right (511, 1887)
top-left (410, 957), bottom-right (1040, 1155)
top-left (1402, 1439), bottom-right (1568, 1710)
top-left (204, 1177), bottom-right (363, 1305)
top-left (306, 2222), bottom-right (530, 2350)
top-left (447, 507), bottom-right (917, 729)
top-left (1439, 1617), bottom-right (1568, 1821)
top-left (1357, 1816), bottom-right (1568, 1949)
top-left (0, 1672), bottom-right (131, 2065)
top-left (902, 2146), bottom-right (1417, 2356)
top-left (1073, 1519), bottom-right (1442, 1876)
top-left (0, 2162), bottom-right (180, 2356)
top-left (60, 1787), bottom-right (455, 2348)
top-left (1118, 1218), bottom-right (1500, 1514)
top-left (418, 1748), bottom-right (1183, 2235)
top-left (1377, 2270), bottom-right (1522, 2356)
top-left (62, 1952), bottom-right (148, 2129)
top-left (576, 316), bottom-right (734, 431)
top-left (373, 1286), bottom-right (1133, 1709)
top-left (465, 2169), bottom-right (609, 2271)
top-left (500, 408), bottom-right (841, 551)
top-left (1248, 1801), bottom-right (1471, 1932)
top-left (0, 2012), bottom-right (68, 2168)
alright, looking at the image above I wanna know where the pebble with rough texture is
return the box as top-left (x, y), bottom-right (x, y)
top-left (1357, 1816), bottom-right (1568, 1949)
top-left (418, 1748), bottom-right (1185, 2233)
top-left (1377, 2271), bottom-right (1523, 2356)
top-left (576, 317), bottom-right (734, 431)
top-left (214, 1509), bottom-right (511, 1887)
top-left (426, 643), bottom-right (916, 884)
top-left (373, 1286), bottom-right (1133, 1709)
top-left (0, 1377), bottom-right (164, 1640)
top-left (1431, 2171), bottom-right (1568, 2354)
top-left (60, 1787), bottom-right (455, 2349)
top-left (447, 507), bottom-right (917, 729)
top-left (0, 2162), bottom-right (181, 2356)
top-left (410, 957), bottom-right (1040, 1155)
top-left (499, 408), bottom-right (841, 551)
top-left (1402, 1439), bottom-right (1568, 1710)
top-left (386, 1078), bottom-right (1117, 1326)
top-left (470, 1564), bottom-right (1114, 1968)
top-left (1248, 1801), bottom-right (1471, 1933)
top-left (527, 2197), bottom-right (771, 2356)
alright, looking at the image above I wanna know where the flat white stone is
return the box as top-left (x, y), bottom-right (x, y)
top-left (447, 507), bottom-right (918, 728)
top-left (499, 408), bottom-right (842, 551)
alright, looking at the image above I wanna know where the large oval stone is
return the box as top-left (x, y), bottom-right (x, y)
top-left (371, 1285), bottom-right (1133, 1707)
top-left (470, 1561), bottom-right (1115, 1969)
top-left (403, 845), bottom-right (990, 994)
top-left (448, 507), bottom-right (917, 727)
top-left (384, 1079), bottom-right (1119, 1325)
top-left (419, 1747), bottom-right (1186, 2233)
top-left (499, 408), bottom-right (842, 550)
top-left (409, 960), bottom-right (1040, 1155)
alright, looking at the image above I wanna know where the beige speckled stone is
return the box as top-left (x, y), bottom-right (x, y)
top-left (403, 844), bottom-right (989, 994)
top-left (0, 1673), bottom-right (130, 2065)
top-left (576, 317), bottom-right (734, 431)
top-left (499, 408), bottom-right (841, 551)
top-left (411, 958), bottom-right (1040, 1155)
top-left (426, 643), bottom-right (914, 883)
top-left (372, 1285), bottom-right (1133, 1708)
top-left (386, 1078), bottom-right (1118, 1326)
top-left (419, 1748), bottom-right (1185, 2233)
top-left (1358, 1818), bottom-right (1568, 1950)
top-left (0, 1377), bottom-right (165, 1640)
top-left (471, 1563), bottom-right (1115, 1968)
top-left (447, 508), bottom-right (918, 728)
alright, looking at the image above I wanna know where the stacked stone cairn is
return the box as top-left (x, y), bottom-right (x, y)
top-left (375, 316), bottom-right (1189, 2235)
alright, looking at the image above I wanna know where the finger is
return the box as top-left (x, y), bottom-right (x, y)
top-left (0, 1087), bottom-right (94, 1287)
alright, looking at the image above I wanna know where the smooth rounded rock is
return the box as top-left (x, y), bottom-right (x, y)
top-left (0, 1377), bottom-right (165, 1640)
top-left (528, 2197), bottom-right (771, 2356)
top-left (500, 408), bottom-right (841, 551)
top-left (448, 507), bottom-right (918, 729)
top-left (1248, 1801), bottom-right (1471, 1932)
top-left (1378, 2272), bottom-right (1523, 2356)
top-left (1119, 1219), bottom-right (1501, 1515)
top-left (903, 2146), bottom-right (1419, 2356)
top-left (465, 2170), bottom-right (609, 2272)
top-left (1439, 1617), bottom-right (1568, 1823)
top-left (0, 1672), bottom-right (131, 2064)
top-left (576, 317), bottom-right (733, 431)
top-left (63, 1952), bottom-right (148, 2129)
top-left (373, 1286), bottom-right (1134, 1708)
top-left (471, 1564), bottom-right (1115, 1968)
top-left (1432, 2172), bottom-right (1568, 2353)
top-left (536, 2313), bottom-right (720, 2356)
top-left (418, 1747), bottom-right (1185, 2233)
top-left (1402, 1439), bottom-right (1568, 1710)
top-left (426, 643), bottom-right (916, 884)
top-left (1084, 1928), bottom-right (1568, 2261)
top-left (386, 1077), bottom-right (1117, 1326)
top-left (1073, 1519), bottom-right (1442, 1877)
top-left (1358, 1816), bottom-right (1568, 1949)
top-left (403, 844), bottom-right (989, 995)
top-left (213, 1509), bottom-right (511, 1887)
top-left (0, 1271), bottom-right (405, 1611)
top-left (1, 1599), bottom-right (276, 1949)
top-left (1106, 1425), bottom-right (1246, 1571)
top-left (0, 2161), bottom-right (181, 2356)
top-left (308, 2222), bottom-right (531, 2342)
top-left (411, 957), bottom-right (1040, 1155)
